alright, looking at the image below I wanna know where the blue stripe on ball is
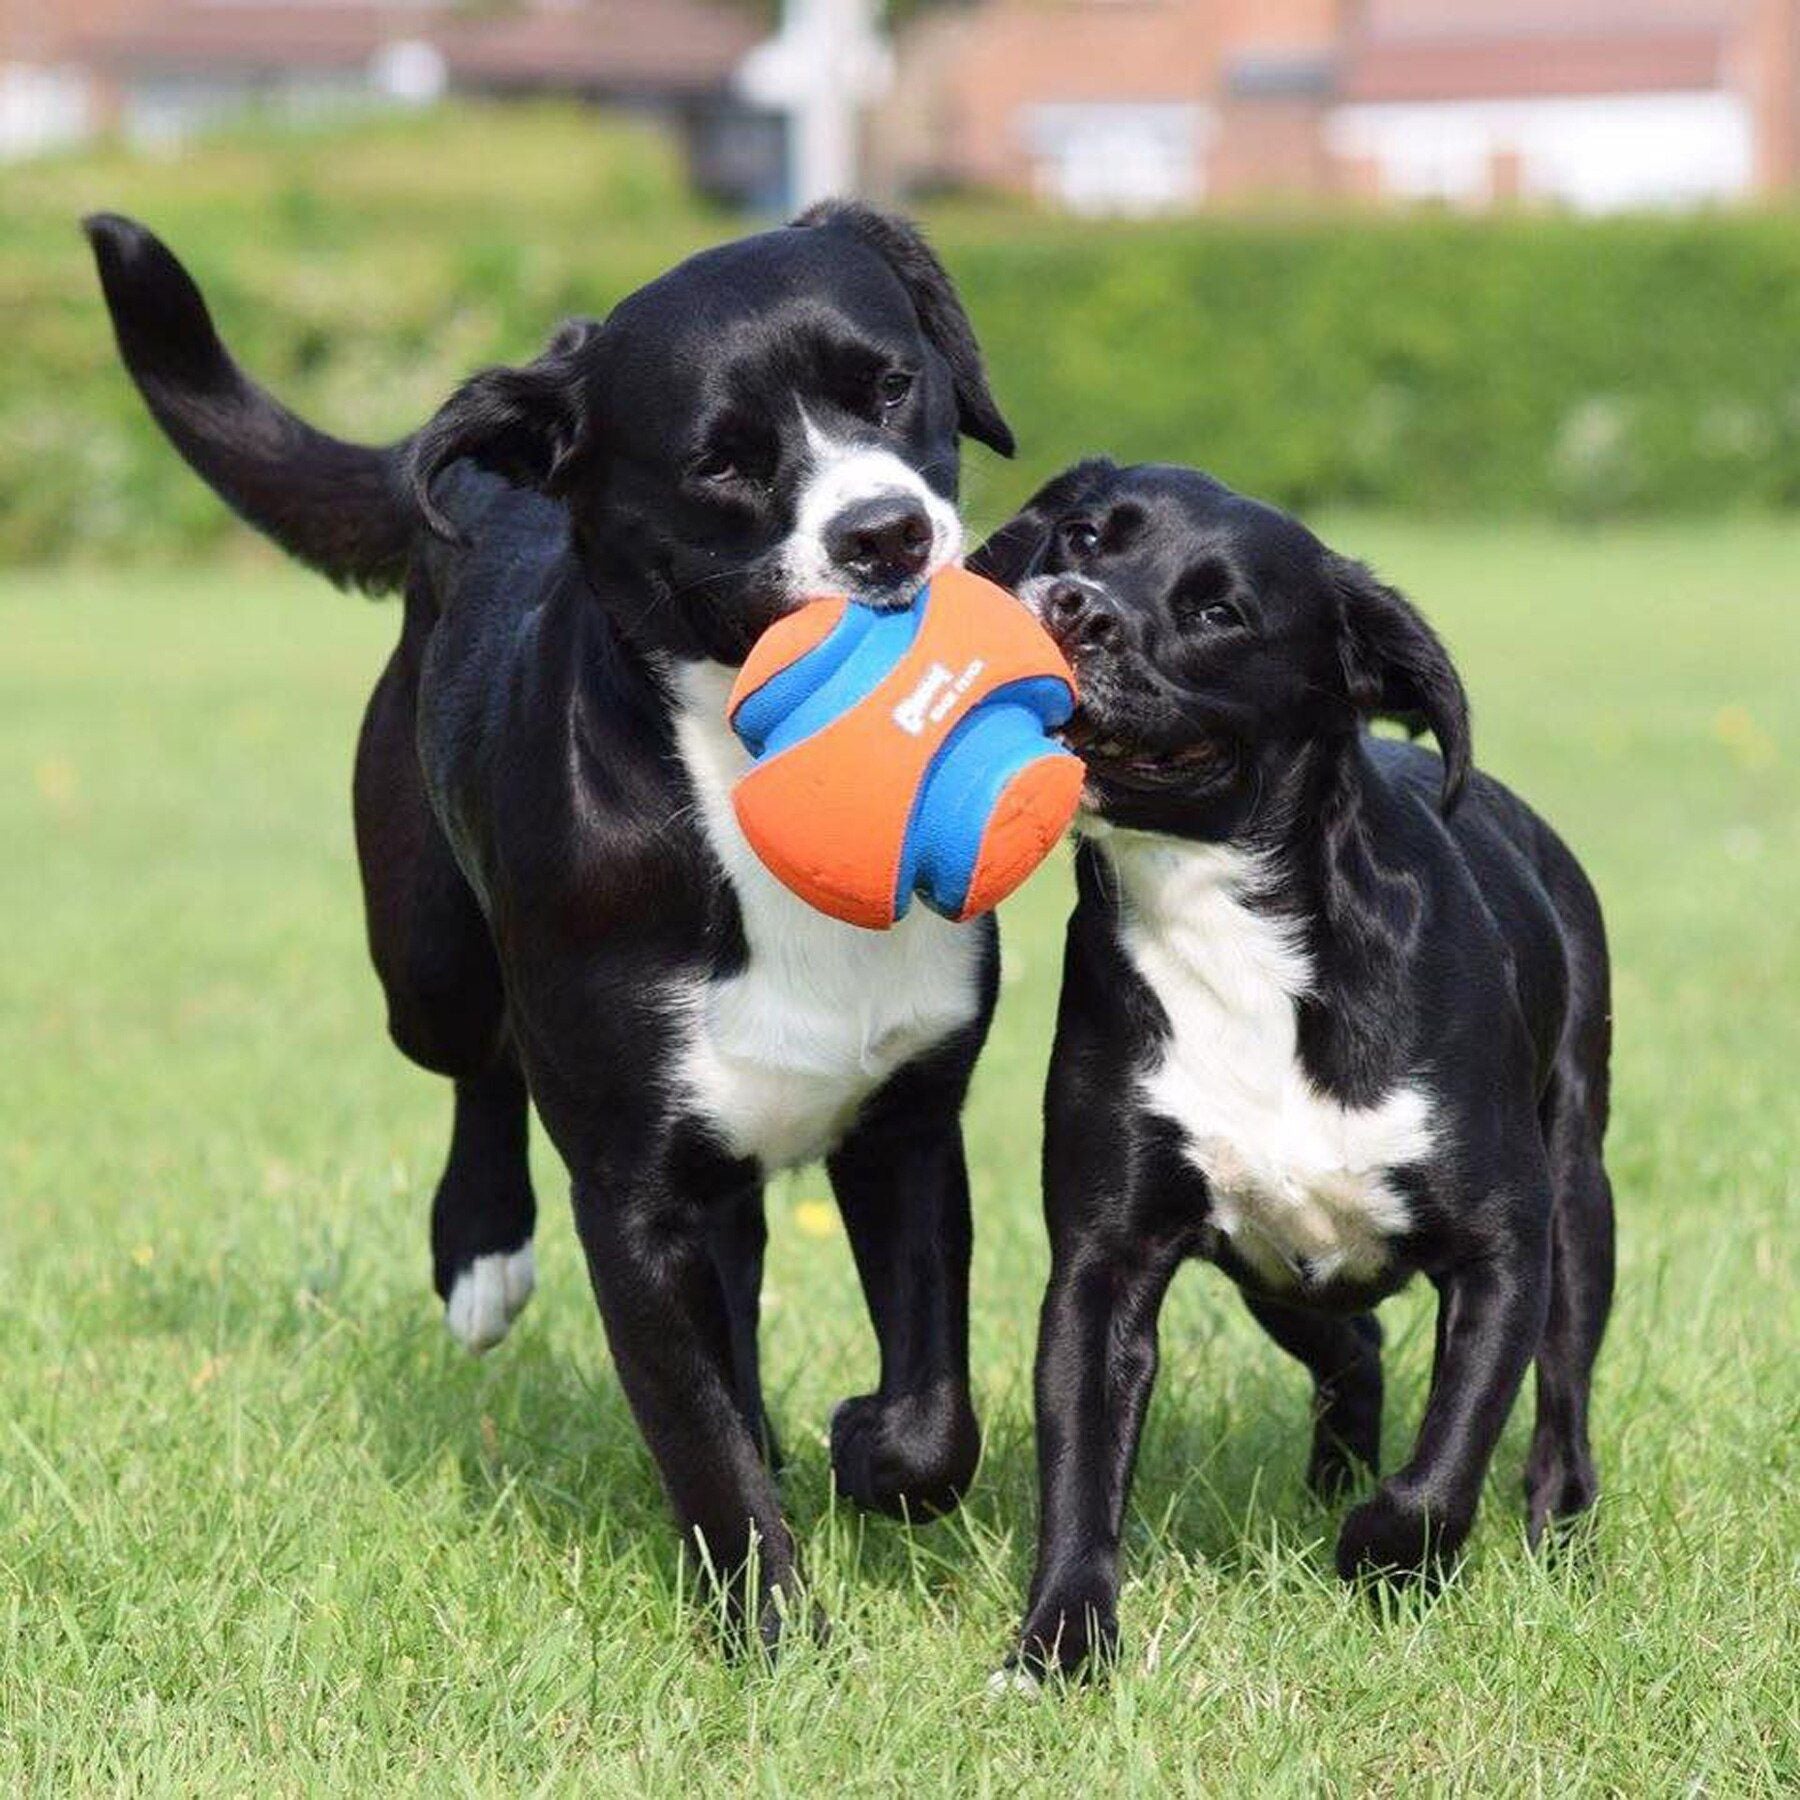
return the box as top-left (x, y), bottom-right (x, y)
top-left (895, 674), bottom-right (1080, 920)
top-left (732, 595), bottom-right (926, 757)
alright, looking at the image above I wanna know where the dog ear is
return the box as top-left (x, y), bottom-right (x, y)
top-left (968, 458), bottom-right (1117, 590)
top-left (410, 317), bottom-right (605, 541)
top-left (1333, 554), bottom-right (1471, 813)
top-left (794, 200), bottom-right (1014, 457)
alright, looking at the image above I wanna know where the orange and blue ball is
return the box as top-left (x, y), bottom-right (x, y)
top-left (726, 565), bottom-right (1083, 930)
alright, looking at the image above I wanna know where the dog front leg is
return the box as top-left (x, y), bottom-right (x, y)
top-left (1013, 1232), bottom-right (1182, 1683)
top-left (572, 1171), bottom-right (807, 1654)
top-left (1336, 1237), bottom-right (1549, 1589)
top-left (825, 1047), bottom-right (984, 1520)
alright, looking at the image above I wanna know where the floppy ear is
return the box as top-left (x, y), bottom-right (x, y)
top-left (409, 317), bottom-right (604, 541)
top-left (968, 457), bottom-right (1117, 590)
top-left (1332, 553), bottom-right (1471, 813)
top-left (794, 199), bottom-right (1014, 457)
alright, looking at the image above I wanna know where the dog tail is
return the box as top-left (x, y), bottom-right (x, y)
top-left (84, 213), bottom-right (416, 594)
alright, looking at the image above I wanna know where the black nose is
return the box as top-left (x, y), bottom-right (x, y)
top-left (1043, 578), bottom-right (1121, 650)
top-left (824, 496), bottom-right (934, 587)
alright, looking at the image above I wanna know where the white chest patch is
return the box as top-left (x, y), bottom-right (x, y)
top-left (1101, 829), bottom-right (1433, 1290)
top-left (670, 663), bottom-right (985, 1171)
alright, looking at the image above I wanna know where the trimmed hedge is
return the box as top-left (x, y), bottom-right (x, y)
top-left (1, 107), bottom-right (720, 565)
top-left (7, 104), bottom-right (1800, 564)
top-left (944, 205), bottom-right (1800, 526)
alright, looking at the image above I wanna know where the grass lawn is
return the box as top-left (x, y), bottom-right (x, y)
top-left (3, 522), bottom-right (1797, 1792)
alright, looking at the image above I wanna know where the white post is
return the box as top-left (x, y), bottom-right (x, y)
top-left (738, 0), bottom-right (893, 210)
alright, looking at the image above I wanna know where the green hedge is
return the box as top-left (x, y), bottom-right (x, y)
top-left (7, 104), bottom-right (1800, 564)
top-left (0, 107), bottom-right (721, 565)
top-left (944, 206), bottom-right (1800, 525)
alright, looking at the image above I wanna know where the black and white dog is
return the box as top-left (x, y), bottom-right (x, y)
top-left (972, 462), bottom-right (1615, 1679)
top-left (87, 204), bottom-right (1015, 1647)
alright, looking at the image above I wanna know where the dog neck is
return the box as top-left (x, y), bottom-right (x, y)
top-left (1089, 732), bottom-right (1425, 1107)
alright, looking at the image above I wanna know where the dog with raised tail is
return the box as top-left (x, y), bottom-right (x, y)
top-left (87, 203), bottom-right (1016, 1652)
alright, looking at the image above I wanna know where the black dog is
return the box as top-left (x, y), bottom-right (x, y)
top-left (87, 205), bottom-right (1015, 1648)
top-left (972, 462), bottom-right (1615, 1679)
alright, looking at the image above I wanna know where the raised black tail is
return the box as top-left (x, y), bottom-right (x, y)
top-left (84, 213), bottom-right (416, 593)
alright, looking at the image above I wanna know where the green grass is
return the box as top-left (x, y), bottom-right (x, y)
top-left (3, 522), bottom-right (1798, 1792)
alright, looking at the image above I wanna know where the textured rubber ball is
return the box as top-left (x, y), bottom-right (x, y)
top-left (727, 565), bottom-right (1083, 930)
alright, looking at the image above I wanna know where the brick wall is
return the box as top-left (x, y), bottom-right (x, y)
top-left (932, 0), bottom-right (1220, 194)
top-left (880, 0), bottom-right (1800, 207)
top-left (1744, 0), bottom-right (1800, 188)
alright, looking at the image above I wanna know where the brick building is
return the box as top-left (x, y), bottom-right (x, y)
top-left (8, 0), bottom-right (1798, 214)
top-left (0, 0), bottom-right (777, 200)
top-left (873, 0), bottom-right (1800, 213)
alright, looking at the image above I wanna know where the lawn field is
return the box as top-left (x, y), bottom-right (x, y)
top-left (3, 524), bottom-right (1798, 1792)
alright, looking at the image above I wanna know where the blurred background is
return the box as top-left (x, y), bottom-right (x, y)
top-left (5, 0), bottom-right (1800, 560)
top-left (5, 13), bottom-right (1798, 1784)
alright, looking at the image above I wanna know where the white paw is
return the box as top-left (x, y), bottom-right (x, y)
top-left (444, 1245), bottom-right (536, 1353)
top-left (984, 1666), bottom-right (1042, 1702)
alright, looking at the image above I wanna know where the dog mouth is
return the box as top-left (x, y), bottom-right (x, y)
top-left (1055, 707), bottom-right (1234, 785)
top-left (840, 574), bottom-right (931, 613)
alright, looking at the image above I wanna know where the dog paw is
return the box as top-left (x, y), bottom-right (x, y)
top-left (737, 1589), bottom-right (830, 1665)
top-left (444, 1244), bottom-right (535, 1353)
top-left (984, 1664), bottom-right (1044, 1702)
top-left (695, 1549), bottom-right (827, 1665)
top-left (1012, 1579), bottom-right (1120, 1685)
top-left (1335, 1484), bottom-right (1464, 1590)
top-left (1525, 1447), bottom-right (1599, 1550)
top-left (829, 1389), bottom-right (979, 1519)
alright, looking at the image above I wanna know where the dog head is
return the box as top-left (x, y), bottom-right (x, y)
top-left (410, 203), bottom-right (1012, 663)
top-left (971, 461), bottom-right (1469, 839)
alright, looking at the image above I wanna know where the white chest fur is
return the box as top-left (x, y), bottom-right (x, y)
top-left (1100, 829), bottom-right (1433, 1290)
top-left (669, 663), bottom-right (984, 1171)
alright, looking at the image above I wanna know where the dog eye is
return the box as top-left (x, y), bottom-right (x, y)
top-left (1172, 558), bottom-right (1246, 632)
top-left (876, 370), bottom-right (914, 411)
top-left (690, 440), bottom-right (773, 490)
top-left (691, 451), bottom-right (741, 484)
top-left (1190, 600), bottom-right (1245, 631)
top-left (1061, 521), bottom-right (1100, 557)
